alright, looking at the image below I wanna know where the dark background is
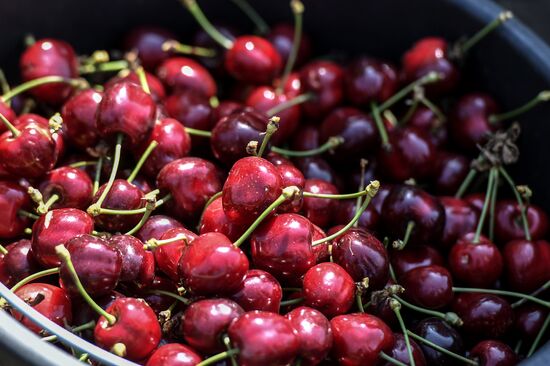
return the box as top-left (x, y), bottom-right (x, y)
top-left (498, 0), bottom-right (550, 43)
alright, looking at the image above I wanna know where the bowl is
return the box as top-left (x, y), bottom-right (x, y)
top-left (0, 0), bottom-right (549, 365)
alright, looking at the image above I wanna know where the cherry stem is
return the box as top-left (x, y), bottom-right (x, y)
top-left (0, 69), bottom-right (10, 105)
top-left (455, 168), bottom-right (477, 198)
top-left (420, 96), bottom-right (446, 123)
top-left (92, 157), bottom-right (103, 196)
top-left (302, 186), bottom-right (374, 203)
top-left (134, 66), bottom-right (151, 94)
top-left (406, 331), bottom-right (478, 366)
top-left (127, 140), bottom-right (158, 183)
top-left (527, 312), bottom-right (550, 357)
top-left (393, 221), bottom-right (415, 250)
top-left (234, 186), bottom-right (300, 247)
top-left (125, 190), bottom-right (159, 236)
top-left (473, 168), bottom-right (497, 243)
top-left (198, 191), bottom-right (223, 229)
top-left (0, 245), bottom-right (7, 255)
top-left (231, 0), bottom-right (270, 34)
top-left (98, 193), bottom-right (171, 216)
top-left (401, 98), bottom-right (420, 125)
top-left (146, 289), bottom-right (191, 305)
top-left (185, 126), bottom-right (213, 137)
top-left (452, 287), bottom-right (550, 308)
top-left (144, 233), bottom-right (188, 250)
top-left (42, 320), bottom-right (96, 342)
top-left (55, 245), bottom-right (116, 325)
top-left (459, 11), bottom-right (513, 55)
top-left (10, 267), bottom-right (60, 294)
top-left (378, 352), bottom-right (408, 366)
top-left (280, 297), bottom-right (304, 306)
top-left (223, 335), bottom-right (239, 366)
top-left (69, 160), bottom-right (97, 168)
top-left (277, 0), bottom-right (304, 94)
top-left (354, 159), bottom-right (368, 227)
top-left (266, 93), bottom-right (314, 116)
top-left (162, 40), bottom-right (217, 57)
top-left (78, 60), bottom-right (129, 74)
top-left (271, 135), bottom-right (344, 157)
top-left (511, 280), bottom-right (550, 308)
top-left (499, 166), bottom-right (532, 241)
top-left (197, 349), bottom-right (240, 366)
top-left (488, 169), bottom-right (499, 242)
top-left (18, 210), bottom-right (39, 220)
top-left (356, 290), bottom-right (365, 312)
top-left (371, 102), bottom-right (390, 149)
top-left (87, 133), bottom-right (124, 217)
top-left (1, 76), bottom-right (88, 102)
top-left (389, 299), bottom-right (416, 366)
top-left (312, 180), bottom-right (380, 246)
top-left (38, 193), bottom-right (60, 215)
top-left (257, 117), bottom-right (280, 158)
top-left (393, 295), bottom-right (463, 326)
top-left (378, 71), bottom-right (441, 112)
top-left (111, 343), bottom-right (127, 357)
top-left (181, 0), bottom-right (234, 50)
top-left (283, 287), bottom-right (302, 292)
top-left (489, 90), bottom-right (550, 124)
top-left (0, 112), bottom-right (20, 137)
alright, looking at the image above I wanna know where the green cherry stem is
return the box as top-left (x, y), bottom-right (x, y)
top-left (10, 267), bottom-right (60, 294)
top-left (499, 166), bottom-right (532, 241)
top-left (146, 289), bottom-right (191, 305)
top-left (378, 71), bottom-right (441, 112)
top-left (135, 66), bottom-right (151, 94)
top-left (144, 233), bottom-right (188, 250)
top-left (98, 193), bottom-right (172, 216)
top-left (223, 335), bottom-right (239, 366)
top-left (125, 190), bottom-right (159, 236)
top-left (452, 287), bottom-right (550, 308)
top-left (459, 11), bottom-right (513, 55)
top-left (257, 117), bottom-right (280, 158)
top-left (378, 352), bottom-right (408, 366)
top-left (92, 157), bottom-right (103, 196)
top-left (406, 331), bottom-right (478, 366)
top-left (231, 0), bottom-right (270, 35)
top-left (354, 159), bottom-right (368, 227)
top-left (78, 60), bottom-right (129, 74)
top-left (455, 168), bottom-right (477, 198)
top-left (69, 160), bottom-right (97, 168)
top-left (42, 320), bottom-right (96, 342)
top-left (271, 136), bottom-right (344, 157)
top-left (473, 168), bottom-right (497, 243)
top-left (162, 40), bottom-right (217, 57)
top-left (185, 126), bottom-right (213, 137)
top-left (127, 140), bottom-right (158, 183)
top-left (511, 280), bottom-right (550, 308)
top-left (392, 295), bottom-right (463, 326)
top-left (277, 0), bottom-right (304, 94)
top-left (0, 112), bottom-right (20, 137)
top-left (37, 193), bottom-right (60, 215)
top-left (303, 187), bottom-right (373, 200)
top-left (488, 168), bottom-right (499, 242)
top-left (370, 102), bottom-right (390, 149)
top-left (18, 210), bottom-right (40, 220)
top-left (0, 244), bottom-right (7, 255)
top-left (389, 299), bottom-right (416, 366)
top-left (266, 93), bottom-right (314, 116)
top-left (181, 0), bottom-right (234, 50)
top-left (527, 312), bottom-right (550, 357)
top-left (280, 297), bottom-right (304, 306)
top-left (55, 245), bottom-right (116, 325)
top-left (197, 349), bottom-right (240, 366)
top-left (0, 69), bottom-right (10, 97)
top-left (489, 90), bottom-right (550, 124)
top-left (392, 221), bottom-right (415, 250)
top-left (198, 191), bottom-right (223, 229)
top-left (1, 76), bottom-right (88, 102)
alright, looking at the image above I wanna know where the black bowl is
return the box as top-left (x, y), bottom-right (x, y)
top-left (1, 0), bottom-right (549, 365)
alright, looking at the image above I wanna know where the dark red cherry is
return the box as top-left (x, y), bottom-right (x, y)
top-left (465, 193), bottom-right (485, 214)
top-left (32, 208), bottom-right (94, 268)
top-left (225, 36), bottom-right (282, 84)
top-left (145, 344), bottom-right (202, 366)
top-left (371, 183), bottom-right (393, 215)
top-left (71, 291), bottom-right (124, 341)
top-left (138, 275), bottom-right (178, 314)
top-left (0, 180), bottom-right (32, 239)
top-left (286, 306), bottom-right (333, 366)
top-left (61, 89), bottom-right (102, 150)
top-left (379, 333), bottom-right (427, 366)
top-left (503, 239), bottom-right (550, 292)
top-left (334, 201), bottom-right (380, 237)
top-left (107, 234), bottom-right (154, 287)
top-left (157, 157), bottom-right (222, 223)
top-left (1, 239), bottom-right (38, 287)
top-left (19, 38), bottom-right (79, 105)
top-left (157, 57), bottom-right (217, 97)
top-left (302, 179), bottom-right (338, 228)
top-left (95, 297), bottom-right (161, 361)
top-left (38, 166), bottom-right (93, 210)
top-left (200, 197), bottom-right (246, 242)
top-left (408, 105), bottom-right (448, 148)
top-left (494, 200), bottom-right (549, 243)
top-left (295, 157), bottom-right (342, 189)
top-left (440, 197), bottom-right (479, 248)
top-left (13, 283), bottom-right (72, 334)
top-left (433, 152), bottom-right (470, 195)
top-left (331, 313), bottom-right (394, 366)
top-left (268, 23), bottom-right (312, 67)
top-left (228, 311), bottom-right (299, 366)
top-left (303, 262), bottom-right (355, 318)
top-left (178, 232), bottom-right (249, 296)
top-left (60, 234), bottom-right (122, 297)
top-left (452, 293), bottom-right (513, 338)
top-left (344, 57), bottom-right (398, 105)
top-left (107, 70), bottom-right (167, 103)
top-left (96, 81), bottom-right (156, 146)
top-left (182, 298), bottom-right (244, 354)
top-left (300, 60), bottom-right (344, 119)
top-left (230, 269), bottom-right (282, 313)
top-left (414, 317), bottom-right (465, 366)
top-left (193, 24), bottom-right (240, 73)
top-left (0, 102), bottom-right (16, 133)
top-left (400, 265), bottom-right (454, 309)
top-left (291, 124), bottom-right (320, 151)
top-left (514, 303), bottom-right (548, 340)
top-left (269, 157), bottom-right (305, 214)
top-left (311, 224), bottom-right (330, 264)
top-left (123, 26), bottom-right (176, 70)
top-left (211, 100), bottom-right (243, 123)
top-left (154, 227), bottom-right (197, 281)
top-left (470, 340), bottom-right (517, 366)
top-left (333, 228), bottom-right (389, 290)
top-left (390, 244), bottom-right (444, 278)
top-left (136, 214), bottom-right (184, 242)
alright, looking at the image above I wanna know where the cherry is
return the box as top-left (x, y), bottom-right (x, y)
top-left (228, 311), bottom-right (299, 366)
top-left (38, 166), bottom-right (93, 211)
top-left (295, 157), bottom-right (342, 188)
top-left (95, 297), bottom-right (161, 361)
top-left (60, 89), bottom-right (102, 150)
top-left (300, 60), bottom-right (344, 119)
top-left (407, 105), bottom-right (448, 148)
top-left (152, 226), bottom-right (197, 281)
top-left (268, 23), bottom-right (312, 67)
top-left (211, 100), bottom-right (244, 122)
top-left (302, 179), bottom-right (338, 228)
top-left (0, 102), bottom-right (16, 133)
top-left (15, 113), bottom-right (66, 159)
top-left (178, 232), bottom-right (249, 296)
top-left (440, 197), bottom-right (479, 248)
top-left (494, 200), bottom-right (549, 243)
top-left (465, 193), bottom-right (486, 214)
top-left (268, 157), bottom-right (305, 213)
top-left (503, 239), bottom-right (550, 292)
top-left (230, 269), bottom-right (282, 313)
top-left (470, 340), bottom-right (517, 366)
top-left (107, 234), bottom-right (154, 287)
top-left (449, 233), bottom-right (503, 287)
top-left (164, 90), bottom-right (214, 138)
top-left (312, 224), bottom-right (330, 264)
top-left (182, 298), bottom-right (245, 354)
top-left (414, 317), bottom-right (465, 366)
top-left (344, 57), bottom-right (398, 106)
top-left (157, 157), bottom-right (222, 223)
top-left (200, 196), bottom-right (246, 242)
top-left (514, 303), bottom-right (548, 340)
top-left (32, 208), bottom-right (94, 268)
top-left (400, 265), bottom-right (454, 309)
top-left (138, 275), bottom-right (178, 315)
top-left (0, 180), bottom-right (32, 239)
top-left (332, 228), bottom-right (389, 290)
top-left (433, 152), bottom-right (470, 195)
top-left (96, 81), bottom-right (156, 146)
top-left (286, 306), bottom-right (333, 366)
top-left (379, 333), bottom-right (427, 366)
top-left (13, 283), bottom-right (72, 334)
top-left (71, 291), bottom-right (124, 342)
top-left (303, 262), bottom-right (355, 318)
top-left (60, 234), bottom-right (122, 297)
top-left (371, 183), bottom-right (393, 215)
top-left (452, 293), bottom-right (513, 339)
top-left (1, 239), bottom-right (38, 287)
top-left (19, 38), bottom-right (79, 105)
top-left (157, 57), bottom-right (217, 97)
top-left (291, 123), bottom-right (320, 151)
top-left (136, 214), bottom-right (184, 242)
top-left (330, 313), bottom-right (394, 365)
top-left (334, 199), bottom-right (379, 232)
top-left (107, 70), bottom-right (167, 103)
top-left (123, 26), bottom-right (176, 70)
top-left (145, 343), bottom-right (202, 366)
top-left (391, 244), bottom-right (444, 279)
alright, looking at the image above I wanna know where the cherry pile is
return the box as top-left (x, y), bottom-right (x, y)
top-left (1, 1), bottom-right (550, 365)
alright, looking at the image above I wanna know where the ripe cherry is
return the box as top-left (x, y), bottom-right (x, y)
top-left (38, 166), bottom-right (93, 211)
top-left (61, 89), bottom-right (102, 150)
top-left (494, 200), bottom-right (549, 243)
top-left (334, 199), bottom-right (379, 232)
top-left (268, 23), bottom-right (312, 67)
top-left (344, 57), bottom-right (398, 106)
top-left (136, 214), bottom-right (184, 242)
top-left (157, 57), bottom-right (217, 97)
top-left (152, 226), bottom-right (197, 281)
top-left (407, 105), bottom-right (448, 148)
top-left (200, 196), bottom-right (246, 241)
top-left (1, 239), bottom-right (39, 287)
top-left (230, 269), bottom-right (282, 313)
top-left (123, 26), bottom-right (176, 70)
top-left (503, 239), bottom-right (550, 292)
top-left (414, 317), bottom-right (465, 366)
top-left (0, 180), bottom-right (32, 239)
top-left (291, 123), bottom-right (320, 151)
top-left (225, 36), bottom-right (282, 84)
top-left (0, 102), bottom-right (16, 133)
top-left (108, 70), bottom-right (167, 103)
top-left (145, 344), bottom-right (202, 366)
top-left (295, 157), bottom-right (343, 189)
top-left (107, 234), bottom-right (154, 287)
top-left (470, 340), bottom-right (517, 366)
top-left (390, 245), bottom-right (444, 279)
top-left (514, 303), bottom-right (548, 340)
top-left (400, 265), bottom-right (454, 309)
top-left (302, 179), bottom-right (338, 228)
top-left (440, 197), bottom-right (479, 248)
top-left (268, 156), bottom-right (305, 214)
top-left (433, 152), bottom-right (470, 195)
top-left (380, 333), bottom-right (427, 366)
top-left (300, 60), bottom-right (344, 119)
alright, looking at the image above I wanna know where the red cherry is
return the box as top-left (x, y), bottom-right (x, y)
top-left (137, 275), bottom-right (178, 315)
top-left (371, 183), bottom-right (393, 215)
top-left (311, 224), bottom-right (330, 264)
top-left (182, 298), bottom-right (245, 354)
top-left (300, 60), bottom-right (344, 119)
top-left (303, 262), bottom-right (355, 318)
top-left (470, 340), bottom-right (517, 366)
top-left (494, 200), bottom-right (549, 243)
top-left (408, 105), bottom-right (448, 147)
top-left (503, 239), bottom-right (550, 292)
top-left (230, 269), bottom-right (282, 313)
top-left (211, 100), bottom-right (244, 123)
top-left (38, 166), bottom-right (93, 210)
top-left (400, 265), bottom-right (454, 309)
top-left (107, 70), bottom-right (167, 103)
top-left (452, 293), bottom-right (513, 338)
top-left (268, 155), bottom-right (305, 214)
top-left (267, 23), bottom-right (312, 67)
top-left (71, 291), bottom-right (125, 342)
top-left (1, 239), bottom-right (39, 287)
top-left (157, 57), bottom-right (217, 97)
top-left (291, 123), bottom-right (320, 151)
top-left (200, 197), bottom-right (246, 242)
top-left (514, 303), bottom-right (548, 340)
top-left (295, 157), bottom-right (342, 189)
top-left (0, 180), bottom-right (32, 239)
top-left (107, 234), bottom-right (154, 287)
top-left (123, 26), bottom-right (176, 70)
top-left (414, 318), bottom-right (465, 365)
top-left (379, 333), bottom-right (427, 366)
top-left (193, 24), bottom-right (240, 73)
top-left (225, 36), bottom-right (282, 84)
top-left (15, 113), bottom-right (65, 159)
top-left (334, 200), bottom-right (379, 233)
top-left (330, 313), bottom-right (394, 365)
top-left (433, 152), bottom-right (470, 195)
top-left (32, 208), bottom-right (94, 268)
top-left (302, 179), bottom-right (338, 228)
top-left (465, 192), bottom-right (485, 213)
top-left (136, 214), bottom-right (184, 242)
top-left (344, 57), bottom-right (398, 105)
top-left (440, 196), bottom-right (479, 248)
top-left (60, 89), bottom-right (102, 150)
top-left (390, 244), bottom-right (444, 278)
top-left (145, 343), bottom-right (202, 366)
top-left (154, 226), bottom-right (197, 281)
top-left (0, 101), bottom-right (17, 133)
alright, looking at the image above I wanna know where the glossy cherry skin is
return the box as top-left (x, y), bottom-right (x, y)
top-left (60, 234), bottom-right (122, 297)
top-left (0, 101), bottom-right (16, 133)
top-left (400, 265), bottom-right (454, 309)
top-left (344, 57), bottom-right (398, 105)
top-left (178, 232), bottom-right (249, 296)
top-left (137, 275), bottom-right (178, 314)
top-left (331, 313), bottom-right (394, 366)
top-left (200, 196), bottom-right (246, 242)
top-left (449, 93), bottom-right (500, 152)
top-left (470, 340), bottom-right (517, 366)
top-left (311, 224), bottom-right (330, 264)
top-left (228, 311), bottom-right (299, 366)
top-left (452, 293), bottom-right (513, 339)
top-left (107, 234), bottom-right (154, 287)
top-left (503, 239), bottom-right (550, 292)
top-left (145, 343), bottom-right (202, 366)
top-left (136, 214), bottom-right (184, 242)
top-left (211, 100), bottom-right (244, 123)
top-left (268, 23), bottom-right (312, 66)
top-left (449, 233), bottom-right (503, 287)
top-left (38, 166), bottom-right (93, 210)
top-left (157, 157), bottom-right (222, 223)
top-left (138, 118), bottom-right (192, 178)
top-left (181, 298), bottom-right (244, 354)
top-left (19, 38), bottom-right (79, 105)
top-left (514, 303), bottom-right (548, 340)
top-left (269, 157), bottom-right (305, 214)
top-left (379, 333), bottom-right (427, 366)
top-left (377, 126), bottom-right (436, 182)
top-left (390, 244), bottom-right (444, 279)
top-left (334, 200), bottom-right (380, 233)
top-left (1, 239), bottom-right (39, 287)
top-left (438, 197), bottom-right (478, 249)
top-left (333, 228), bottom-right (389, 290)
top-left (494, 200), bottom-right (549, 243)
top-left (381, 184), bottom-right (445, 246)
top-left (291, 123), bottom-right (320, 151)
top-left (222, 156), bottom-right (282, 226)
top-left (91, 179), bottom-right (145, 232)
top-left (408, 105), bottom-right (448, 148)
top-left (95, 297), bottom-right (161, 361)
top-left (300, 60), bottom-right (344, 119)
top-left (433, 152), bottom-right (470, 195)
top-left (164, 90), bottom-right (214, 142)
top-left (108, 70), bottom-right (167, 103)
top-left (295, 157), bottom-right (342, 188)
top-left (96, 81), bottom-right (156, 146)
top-left (286, 306), bottom-right (333, 366)
top-left (414, 317), bottom-right (465, 366)
top-left (0, 180), bottom-right (31, 239)
top-left (13, 283), bottom-right (72, 334)
top-left (157, 57), bottom-right (217, 97)
top-left (303, 262), bottom-right (355, 318)
top-left (61, 89), bottom-right (102, 150)
top-left (123, 26), bottom-right (175, 70)
top-left (231, 269), bottom-right (282, 313)
top-left (302, 179), bottom-right (338, 228)
top-left (32, 208), bottom-right (94, 268)
top-left (154, 227), bottom-right (197, 281)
